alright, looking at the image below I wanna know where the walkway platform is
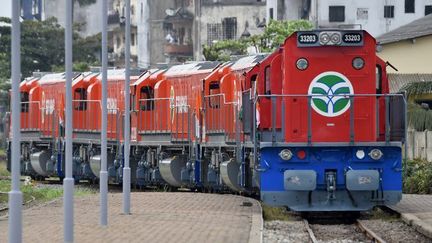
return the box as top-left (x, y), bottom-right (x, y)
top-left (388, 194), bottom-right (432, 238)
top-left (0, 192), bottom-right (262, 243)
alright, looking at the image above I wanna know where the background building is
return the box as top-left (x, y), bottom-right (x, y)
top-left (137, 0), bottom-right (266, 68)
top-left (267, 0), bottom-right (432, 37)
top-left (377, 14), bottom-right (432, 74)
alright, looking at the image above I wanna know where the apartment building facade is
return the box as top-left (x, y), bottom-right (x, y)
top-left (267, 0), bottom-right (432, 37)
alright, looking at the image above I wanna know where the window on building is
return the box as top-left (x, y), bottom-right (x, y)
top-left (73, 88), bottom-right (87, 111)
top-left (264, 66), bottom-right (271, 96)
top-left (222, 17), bottom-right (237, 40)
top-left (32, 0), bottom-right (39, 15)
top-left (405, 0), bottom-right (415, 13)
top-left (329, 6), bottom-right (345, 22)
top-left (426, 5), bottom-right (432, 15)
top-left (139, 86), bottom-right (154, 111)
top-left (131, 33), bottom-right (136, 46)
top-left (207, 23), bottom-right (222, 45)
top-left (384, 5), bottom-right (395, 18)
top-left (21, 92), bottom-right (29, 112)
top-left (269, 8), bottom-right (274, 20)
top-left (357, 8), bottom-right (368, 20)
top-left (209, 82), bottom-right (220, 109)
top-left (116, 36), bottom-right (121, 47)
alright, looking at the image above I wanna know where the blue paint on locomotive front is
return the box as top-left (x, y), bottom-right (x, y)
top-left (259, 146), bottom-right (402, 211)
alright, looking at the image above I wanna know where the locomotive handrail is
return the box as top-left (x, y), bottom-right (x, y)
top-left (204, 93), bottom-right (239, 106)
top-left (72, 99), bottom-right (102, 108)
top-left (251, 93), bottom-right (407, 161)
top-left (19, 101), bottom-right (41, 131)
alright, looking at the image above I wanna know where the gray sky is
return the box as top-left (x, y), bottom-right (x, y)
top-left (0, 0), bottom-right (11, 18)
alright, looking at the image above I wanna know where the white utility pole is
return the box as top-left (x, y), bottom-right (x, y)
top-left (64, 0), bottom-right (75, 242)
top-left (8, 0), bottom-right (23, 241)
top-left (100, 0), bottom-right (109, 226)
top-left (123, 0), bottom-right (131, 214)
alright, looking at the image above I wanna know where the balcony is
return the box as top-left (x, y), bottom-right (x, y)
top-left (164, 44), bottom-right (193, 56)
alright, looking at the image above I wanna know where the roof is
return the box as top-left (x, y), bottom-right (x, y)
top-left (164, 61), bottom-right (220, 76)
top-left (228, 54), bottom-right (268, 71)
top-left (377, 14), bottom-right (432, 44)
top-left (388, 73), bottom-right (432, 93)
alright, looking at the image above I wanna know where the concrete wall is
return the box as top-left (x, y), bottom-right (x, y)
top-left (199, 4), bottom-right (266, 46)
top-left (276, 0), bottom-right (432, 37)
top-left (406, 130), bottom-right (432, 162)
top-left (0, 0), bottom-right (11, 18)
top-left (43, 0), bottom-right (107, 37)
top-left (377, 35), bottom-right (432, 73)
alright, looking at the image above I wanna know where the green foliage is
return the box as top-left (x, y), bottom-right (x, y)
top-left (202, 19), bottom-right (314, 61)
top-left (0, 17), bottom-right (100, 79)
top-left (403, 158), bottom-right (432, 194)
top-left (402, 82), bottom-right (432, 131)
top-left (258, 19), bottom-right (314, 52)
top-left (407, 103), bottom-right (432, 131)
top-left (203, 39), bottom-right (248, 61)
top-left (0, 178), bottom-right (96, 204)
top-left (402, 81), bottom-right (432, 97)
top-left (262, 204), bottom-right (293, 221)
top-left (75, 0), bottom-right (97, 7)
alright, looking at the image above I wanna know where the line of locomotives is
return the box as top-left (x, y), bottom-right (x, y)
top-left (8, 30), bottom-right (407, 211)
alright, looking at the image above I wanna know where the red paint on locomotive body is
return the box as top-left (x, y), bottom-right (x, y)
top-left (281, 31), bottom-right (378, 143)
top-left (36, 73), bottom-right (68, 138)
top-left (19, 77), bottom-right (41, 131)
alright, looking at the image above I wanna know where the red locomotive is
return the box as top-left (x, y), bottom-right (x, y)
top-left (8, 29), bottom-right (406, 211)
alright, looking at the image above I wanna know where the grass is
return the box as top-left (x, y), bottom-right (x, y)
top-left (0, 148), bottom-right (10, 177)
top-left (262, 204), bottom-right (293, 221)
top-left (0, 161), bottom-right (9, 177)
top-left (0, 179), bottom-right (96, 205)
top-left (367, 207), bottom-right (400, 222)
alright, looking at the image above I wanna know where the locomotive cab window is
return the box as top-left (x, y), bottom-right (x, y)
top-left (21, 92), bottom-right (29, 112)
top-left (264, 66), bottom-right (271, 98)
top-left (250, 74), bottom-right (257, 98)
top-left (73, 88), bottom-right (87, 111)
top-left (140, 86), bottom-right (154, 111)
top-left (209, 82), bottom-right (220, 109)
top-left (376, 65), bottom-right (383, 94)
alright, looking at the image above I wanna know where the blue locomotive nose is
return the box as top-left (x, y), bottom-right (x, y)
top-left (259, 146), bottom-right (402, 211)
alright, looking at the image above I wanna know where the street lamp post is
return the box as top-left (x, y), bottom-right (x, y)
top-left (100, 0), bottom-right (109, 226)
top-left (64, 0), bottom-right (75, 242)
top-left (123, 0), bottom-right (131, 215)
top-left (8, 0), bottom-right (23, 241)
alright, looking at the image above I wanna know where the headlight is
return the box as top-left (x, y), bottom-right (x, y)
top-left (355, 150), bottom-right (365, 159)
top-left (319, 33), bottom-right (330, 45)
top-left (296, 58), bottom-right (308, 71)
top-left (352, 57), bottom-right (365, 70)
top-left (330, 33), bottom-right (341, 45)
top-left (369, 149), bottom-right (383, 160)
top-left (279, 149), bottom-right (293, 161)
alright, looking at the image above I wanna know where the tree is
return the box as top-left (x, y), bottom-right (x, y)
top-left (402, 81), bottom-right (432, 131)
top-left (75, 0), bottom-right (97, 6)
top-left (0, 17), bottom-right (101, 78)
top-left (203, 39), bottom-right (248, 62)
top-left (202, 19), bottom-right (314, 61)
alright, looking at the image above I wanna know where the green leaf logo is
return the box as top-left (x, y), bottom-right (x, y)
top-left (308, 72), bottom-right (354, 117)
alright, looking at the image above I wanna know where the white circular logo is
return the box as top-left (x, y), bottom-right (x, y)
top-left (308, 71), bottom-right (354, 117)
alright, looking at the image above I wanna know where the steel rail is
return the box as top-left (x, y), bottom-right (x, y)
top-left (303, 219), bottom-right (318, 243)
top-left (356, 219), bottom-right (387, 243)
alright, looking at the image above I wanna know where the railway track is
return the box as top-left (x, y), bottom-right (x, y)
top-left (304, 218), bottom-right (387, 243)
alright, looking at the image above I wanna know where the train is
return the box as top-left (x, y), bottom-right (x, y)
top-left (7, 29), bottom-right (407, 211)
